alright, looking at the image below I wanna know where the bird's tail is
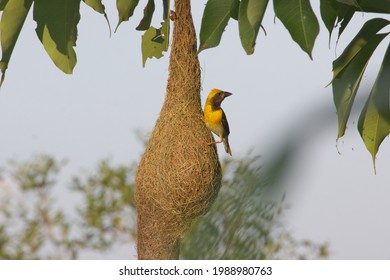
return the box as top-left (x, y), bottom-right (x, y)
top-left (223, 138), bottom-right (232, 156)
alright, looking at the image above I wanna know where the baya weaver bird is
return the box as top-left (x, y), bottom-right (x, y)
top-left (203, 88), bottom-right (232, 156)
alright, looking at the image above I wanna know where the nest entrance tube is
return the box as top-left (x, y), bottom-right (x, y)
top-left (134, 0), bottom-right (222, 259)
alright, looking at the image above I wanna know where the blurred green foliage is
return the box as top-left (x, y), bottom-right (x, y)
top-left (71, 160), bottom-right (137, 250)
top-left (0, 155), bottom-right (136, 259)
top-left (0, 154), bottom-right (328, 259)
top-left (181, 156), bottom-right (328, 259)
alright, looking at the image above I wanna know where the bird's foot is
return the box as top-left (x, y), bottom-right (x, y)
top-left (206, 140), bottom-right (222, 146)
top-left (198, 114), bottom-right (205, 123)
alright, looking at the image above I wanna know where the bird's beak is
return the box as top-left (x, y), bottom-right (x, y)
top-left (223, 92), bottom-right (233, 98)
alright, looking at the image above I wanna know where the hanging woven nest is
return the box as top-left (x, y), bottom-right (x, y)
top-left (134, 0), bottom-right (222, 259)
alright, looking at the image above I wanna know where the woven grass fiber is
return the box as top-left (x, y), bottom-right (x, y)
top-left (134, 0), bottom-right (222, 259)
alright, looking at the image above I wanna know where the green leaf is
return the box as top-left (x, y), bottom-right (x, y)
top-left (83, 0), bottom-right (111, 35)
top-left (332, 32), bottom-right (388, 139)
top-left (83, 0), bottom-right (105, 13)
top-left (231, 0), bottom-right (240, 20)
top-left (0, 0), bottom-right (9, 10)
top-left (359, 0), bottom-right (390, 13)
top-left (331, 18), bottom-right (390, 83)
top-left (320, 0), bottom-right (338, 39)
top-left (238, 0), bottom-right (269, 55)
top-left (161, 17), bottom-right (169, 51)
top-left (337, 6), bottom-right (354, 39)
top-left (332, 0), bottom-right (390, 43)
top-left (319, 0), bottom-right (354, 42)
top-left (274, 0), bottom-right (319, 59)
top-left (198, 0), bottom-right (238, 53)
top-left (358, 43), bottom-right (390, 172)
top-left (330, 0), bottom-right (390, 31)
top-left (161, 0), bottom-right (170, 46)
top-left (335, 0), bottom-right (358, 6)
top-left (163, 0), bottom-right (169, 20)
top-left (331, 18), bottom-right (390, 139)
top-left (115, 0), bottom-right (140, 32)
top-left (33, 0), bottom-right (80, 74)
top-left (0, 0), bottom-right (33, 87)
top-left (335, 0), bottom-right (390, 13)
top-left (141, 20), bottom-right (169, 67)
top-left (136, 0), bottom-right (155, 31)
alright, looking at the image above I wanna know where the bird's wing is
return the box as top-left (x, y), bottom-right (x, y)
top-left (221, 109), bottom-right (230, 136)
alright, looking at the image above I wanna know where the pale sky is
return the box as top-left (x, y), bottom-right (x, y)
top-left (0, 2), bottom-right (389, 259)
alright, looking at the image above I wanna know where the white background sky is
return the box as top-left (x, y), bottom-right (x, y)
top-left (0, 1), bottom-right (390, 259)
